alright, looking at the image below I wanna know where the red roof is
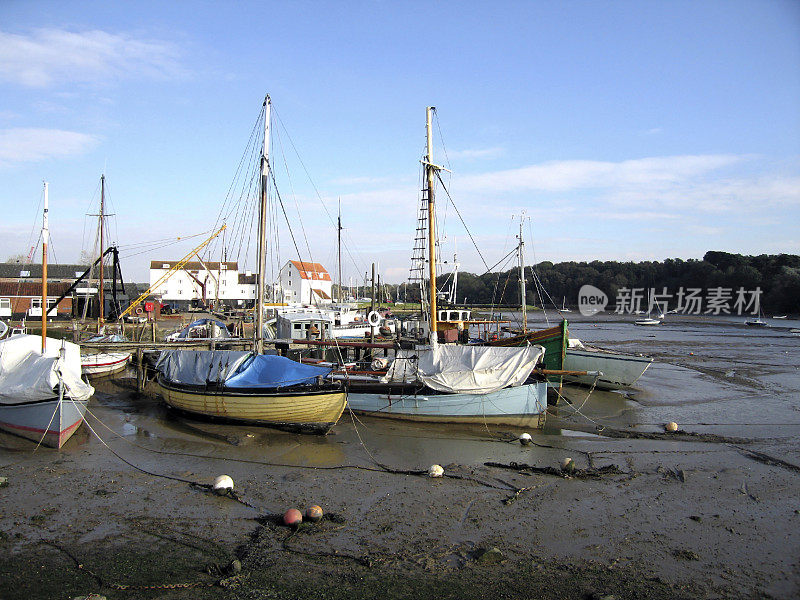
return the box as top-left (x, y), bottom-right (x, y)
top-left (289, 261), bottom-right (331, 281)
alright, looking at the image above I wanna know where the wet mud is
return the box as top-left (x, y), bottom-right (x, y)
top-left (0, 313), bottom-right (799, 599)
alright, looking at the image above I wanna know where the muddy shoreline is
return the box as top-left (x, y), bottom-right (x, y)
top-left (1, 314), bottom-right (799, 599)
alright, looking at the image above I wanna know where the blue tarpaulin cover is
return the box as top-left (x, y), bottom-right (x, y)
top-left (225, 354), bottom-right (332, 388)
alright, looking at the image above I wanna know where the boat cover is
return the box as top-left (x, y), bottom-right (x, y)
top-left (170, 318), bottom-right (232, 340)
top-left (382, 344), bottom-right (544, 395)
top-left (156, 350), bottom-right (251, 385)
top-left (0, 334), bottom-right (94, 404)
top-left (156, 350), bottom-right (332, 388)
top-left (225, 354), bottom-right (332, 388)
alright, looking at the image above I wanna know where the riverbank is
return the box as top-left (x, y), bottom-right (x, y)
top-left (0, 313), bottom-right (798, 599)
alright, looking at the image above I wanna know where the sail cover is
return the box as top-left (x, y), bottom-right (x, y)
top-left (383, 344), bottom-right (544, 395)
top-left (225, 354), bottom-right (332, 388)
top-left (0, 334), bottom-right (94, 404)
top-left (157, 350), bottom-right (332, 388)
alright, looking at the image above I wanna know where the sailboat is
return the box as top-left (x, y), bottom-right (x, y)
top-left (0, 182), bottom-right (94, 448)
top-left (154, 96), bottom-right (346, 434)
top-left (634, 294), bottom-right (664, 326)
top-left (745, 306), bottom-right (767, 327)
top-left (79, 175), bottom-right (133, 378)
top-left (345, 107), bottom-right (548, 427)
top-left (560, 297), bottom-right (571, 313)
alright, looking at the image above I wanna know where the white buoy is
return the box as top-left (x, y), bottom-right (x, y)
top-left (213, 475), bottom-right (234, 494)
top-left (665, 422), bottom-right (679, 432)
top-left (561, 457), bottom-right (575, 472)
top-left (428, 464), bottom-right (444, 478)
top-left (519, 433), bottom-right (532, 446)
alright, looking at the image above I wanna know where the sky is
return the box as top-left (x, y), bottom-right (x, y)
top-left (1, 0), bottom-right (798, 285)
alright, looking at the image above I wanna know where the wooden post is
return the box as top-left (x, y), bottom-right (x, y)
top-left (151, 321), bottom-right (156, 342)
top-left (136, 348), bottom-right (144, 393)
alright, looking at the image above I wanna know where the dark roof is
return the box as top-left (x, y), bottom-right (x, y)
top-left (238, 273), bottom-right (257, 284)
top-left (0, 281), bottom-right (72, 296)
top-left (0, 263), bottom-right (114, 280)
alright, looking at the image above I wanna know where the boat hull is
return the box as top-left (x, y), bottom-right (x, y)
top-left (0, 397), bottom-right (87, 448)
top-left (347, 382), bottom-right (547, 428)
top-left (563, 347), bottom-right (653, 390)
top-left (81, 352), bottom-right (132, 377)
top-left (155, 376), bottom-right (346, 434)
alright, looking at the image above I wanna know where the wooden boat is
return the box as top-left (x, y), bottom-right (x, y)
top-left (81, 334), bottom-right (131, 377)
top-left (563, 340), bottom-right (653, 389)
top-left (155, 351), bottom-right (345, 434)
top-left (0, 183), bottom-right (93, 448)
top-left (153, 96), bottom-right (346, 434)
top-left (345, 107), bottom-right (547, 427)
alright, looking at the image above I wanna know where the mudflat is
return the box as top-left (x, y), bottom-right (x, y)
top-left (0, 314), bottom-right (798, 599)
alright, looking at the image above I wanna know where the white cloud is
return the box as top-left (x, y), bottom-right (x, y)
top-left (457, 155), bottom-right (745, 193)
top-left (446, 146), bottom-right (505, 161)
top-left (0, 28), bottom-right (185, 87)
top-left (0, 128), bottom-right (99, 166)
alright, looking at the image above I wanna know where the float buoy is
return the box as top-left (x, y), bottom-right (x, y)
top-left (213, 475), bottom-right (234, 495)
top-left (283, 508), bottom-right (303, 526)
top-left (665, 422), bottom-right (678, 432)
top-left (367, 311), bottom-right (381, 327)
top-left (428, 464), bottom-right (444, 478)
top-left (519, 433), bottom-right (532, 446)
top-left (305, 505), bottom-right (323, 522)
top-left (135, 307), bottom-right (144, 315)
top-left (561, 458), bottom-right (575, 473)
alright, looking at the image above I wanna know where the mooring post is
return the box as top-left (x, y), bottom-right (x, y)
top-left (151, 321), bottom-right (156, 342)
top-left (136, 348), bottom-right (144, 393)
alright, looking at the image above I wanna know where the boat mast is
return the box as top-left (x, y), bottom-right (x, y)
top-left (98, 174), bottom-right (105, 326)
top-left (255, 95), bottom-right (271, 354)
top-left (41, 181), bottom-right (49, 352)
top-left (425, 106), bottom-right (438, 340)
top-left (337, 198), bottom-right (342, 303)
top-left (517, 219), bottom-right (527, 333)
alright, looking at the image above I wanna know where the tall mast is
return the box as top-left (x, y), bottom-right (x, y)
top-left (255, 95), bottom-right (271, 354)
top-left (425, 106), bottom-right (438, 339)
top-left (41, 181), bottom-right (49, 352)
top-left (337, 198), bottom-right (342, 303)
top-left (98, 174), bottom-right (105, 325)
top-left (518, 219), bottom-right (527, 333)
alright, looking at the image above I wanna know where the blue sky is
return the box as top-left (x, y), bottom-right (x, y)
top-left (1, 0), bottom-right (798, 284)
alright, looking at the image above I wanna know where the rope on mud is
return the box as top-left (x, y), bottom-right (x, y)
top-left (43, 539), bottom-right (218, 591)
top-left (728, 445), bottom-right (800, 475)
top-left (551, 375), bottom-right (604, 430)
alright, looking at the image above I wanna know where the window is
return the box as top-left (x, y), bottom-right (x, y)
top-left (0, 298), bottom-right (10, 309)
top-left (293, 323), bottom-right (301, 330)
top-left (162, 263), bottom-right (170, 269)
top-left (20, 270), bottom-right (30, 277)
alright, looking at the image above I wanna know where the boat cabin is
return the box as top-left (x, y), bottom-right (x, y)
top-left (277, 312), bottom-right (333, 340)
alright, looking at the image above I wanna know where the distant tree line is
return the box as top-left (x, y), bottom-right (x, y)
top-left (376, 251), bottom-right (800, 314)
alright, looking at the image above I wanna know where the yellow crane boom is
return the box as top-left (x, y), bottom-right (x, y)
top-left (117, 225), bottom-right (226, 321)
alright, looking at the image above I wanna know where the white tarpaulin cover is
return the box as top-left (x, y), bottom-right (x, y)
top-left (0, 334), bottom-right (94, 404)
top-left (382, 344), bottom-right (544, 395)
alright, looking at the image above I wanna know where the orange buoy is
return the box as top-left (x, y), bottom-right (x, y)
top-left (283, 508), bottom-right (303, 526)
top-left (305, 505), bottom-right (323, 522)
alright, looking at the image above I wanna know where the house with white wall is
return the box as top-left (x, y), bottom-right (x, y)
top-left (149, 261), bottom-right (257, 309)
top-left (276, 260), bottom-right (333, 305)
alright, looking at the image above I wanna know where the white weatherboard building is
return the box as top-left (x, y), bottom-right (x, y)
top-left (149, 261), bottom-right (257, 309)
top-left (276, 261), bottom-right (333, 305)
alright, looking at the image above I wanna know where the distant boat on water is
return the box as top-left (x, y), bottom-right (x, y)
top-left (772, 315), bottom-right (787, 319)
top-left (745, 307), bottom-right (767, 327)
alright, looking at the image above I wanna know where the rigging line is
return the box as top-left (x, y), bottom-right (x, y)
top-left (269, 169), bottom-right (306, 274)
top-left (434, 170), bottom-right (489, 272)
top-left (273, 122), bottom-right (314, 264)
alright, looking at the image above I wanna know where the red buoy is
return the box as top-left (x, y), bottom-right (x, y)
top-left (283, 508), bottom-right (303, 526)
